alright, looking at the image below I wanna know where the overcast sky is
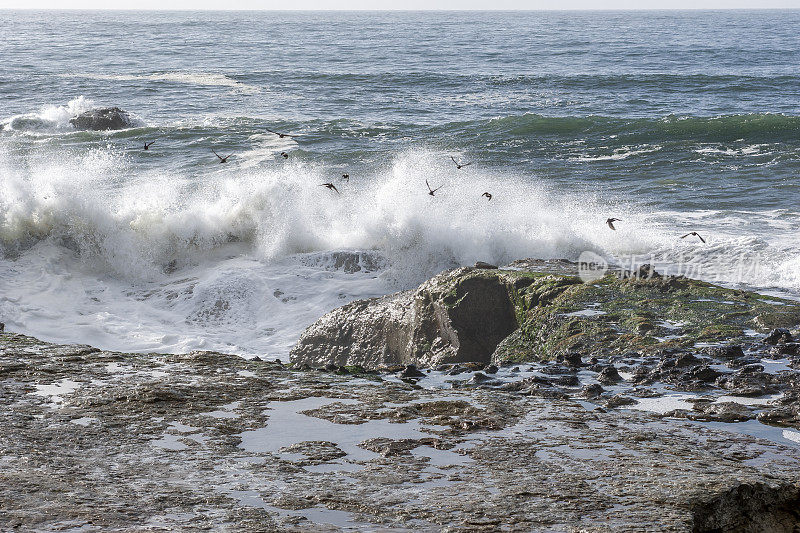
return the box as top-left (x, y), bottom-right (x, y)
top-left (3, 0), bottom-right (799, 9)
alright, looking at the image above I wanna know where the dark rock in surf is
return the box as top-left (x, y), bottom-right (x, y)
top-left (399, 364), bottom-right (425, 379)
top-left (764, 328), bottom-right (794, 345)
top-left (597, 365), bottom-right (623, 384)
top-left (69, 107), bottom-right (134, 131)
top-left (705, 345), bottom-right (745, 360)
top-left (580, 383), bottom-right (604, 399)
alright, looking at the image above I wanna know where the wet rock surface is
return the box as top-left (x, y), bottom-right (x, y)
top-left (69, 107), bottom-right (135, 130)
top-left (291, 259), bottom-right (800, 370)
top-left (3, 332), bottom-right (800, 531)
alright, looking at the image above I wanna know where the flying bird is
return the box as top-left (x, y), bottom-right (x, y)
top-left (280, 152), bottom-right (288, 159)
top-left (451, 156), bottom-right (473, 170)
top-left (606, 218), bottom-right (621, 231)
top-left (426, 179), bottom-right (443, 196)
top-left (342, 173), bottom-right (349, 182)
top-left (143, 140), bottom-right (156, 150)
top-left (212, 149), bottom-right (232, 163)
top-left (482, 192), bottom-right (492, 201)
top-left (681, 232), bottom-right (706, 243)
top-left (266, 129), bottom-right (294, 139)
top-left (320, 183), bottom-right (340, 194)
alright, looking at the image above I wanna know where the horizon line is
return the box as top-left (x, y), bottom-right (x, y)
top-left (2, 7), bottom-right (800, 11)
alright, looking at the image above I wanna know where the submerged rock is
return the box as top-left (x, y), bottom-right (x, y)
top-left (69, 107), bottom-right (135, 130)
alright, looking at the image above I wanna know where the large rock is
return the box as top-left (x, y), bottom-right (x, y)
top-left (291, 267), bottom-right (530, 368)
top-left (69, 107), bottom-right (134, 130)
top-left (291, 260), bottom-right (800, 369)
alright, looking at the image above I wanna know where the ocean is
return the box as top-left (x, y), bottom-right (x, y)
top-left (1, 9), bottom-right (799, 357)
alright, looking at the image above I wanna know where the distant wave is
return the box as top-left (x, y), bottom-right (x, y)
top-left (483, 113), bottom-right (800, 143)
top-left (62, 72), bottom-right (260, 94)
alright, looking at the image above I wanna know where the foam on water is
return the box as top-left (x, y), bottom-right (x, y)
top-left (62, 72), bottom-right (260, 95)
top-left (1, 138), bottom-right (799, 356)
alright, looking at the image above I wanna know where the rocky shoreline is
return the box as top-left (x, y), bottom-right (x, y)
top-left (2, 259), bottom-right (800, 531)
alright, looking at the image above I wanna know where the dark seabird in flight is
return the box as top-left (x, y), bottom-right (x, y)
top-left (212, 149), bottom-right (232, 163)
top-left (320, 183), bottom-right (340, 194)
top-left (267, 129), bottom-right (294, 139)
top-left (681, 232), bottom-right (706, 243)
top-left (342, 173), bottom-right (349, 182)
top-left (451, 156), bottom-right (473, 170)
top-left (606, 218), bottom-right (621, 230)
top-left (426, 179), bottom-right (443, 196)
top-left (482, 192), bottom-right (492, 201)
top-left (280, 152), bottom-right (288, 159)
top-left (144, 140), bottom-right (156, 150)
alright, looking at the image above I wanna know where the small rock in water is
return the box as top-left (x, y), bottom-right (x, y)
top-left (474, 261), bottom-right (498, 269)
top-left (325, 363), bottom-right (338, 372)
top-left (484, 364), bottom-right (499, 374)
top-left (581, 383), bottom-right (605, 398)
top-left (770, 343), bottom-right (800, 357)
top-left (764, 328), bottom-right (794, 345)
top-left (468, 372), bottom-right (492, 384)
top-left (675, 353), bottom-right (702, 367)
top-left (399, 364), bottom-right (425, 378)
top-left (705, 345), bottom-right (745, 360)
top-left (69, 107), bottom-right (134, 130)
top-left (687, 364), bottom-right (722, 383)
top-left (605, 395), bottom-right (637, 408)
top-left (562, 352), bottom-right (583, 367)
top-left (597, 366), bottom-right (623, 384)
top-left (726, 355), bottom-right (761, 368)
top-left (688, 402), bottom-right (755, 423)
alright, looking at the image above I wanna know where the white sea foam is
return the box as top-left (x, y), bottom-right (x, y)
top-left (63, 72), bottom-right (260, 94)
top-left (1, 145), bottom-right (798, 356)
top-left (3, 96), bottom-right (96, 132)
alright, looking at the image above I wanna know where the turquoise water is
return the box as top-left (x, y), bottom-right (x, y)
top-left (1, 10), bottom-right (799, 355)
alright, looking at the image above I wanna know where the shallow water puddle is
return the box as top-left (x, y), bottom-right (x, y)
top-left (238, 397), bottom-right (433, 462)
top-left (628, 394), bottom-right (696, 414)
top-left (225, 489), bottom-right (376, 530)
top-left (70, 417), bottom-right (97, 426)
top-left (687, 419), bottom-right (800, 448)
top-left (411, 445), bottom-right (472, 467)
top-left (563, 308), bottom-right (607, 318)
top-left (33, 378), bottom-right (81, 405)
top-left (152, 422), bottom-right (209, 450)
top-left (201, 401), bottom-right (241, 419)
top-left (760, 358), bottom-right (793, 374)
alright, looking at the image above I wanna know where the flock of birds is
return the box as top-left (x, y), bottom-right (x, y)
top-left (605, 217), bottom-right (706, 242)
top-left (140, 129), bottom-right (707, 244)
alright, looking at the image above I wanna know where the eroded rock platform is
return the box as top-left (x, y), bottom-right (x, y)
top-left (2, 333), bottom-right (800, 532)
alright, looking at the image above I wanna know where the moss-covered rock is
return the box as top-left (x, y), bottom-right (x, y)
top-left (502, 272), bottom-right (800, 363)
top-left (290, 260), bottom-right (800, 368)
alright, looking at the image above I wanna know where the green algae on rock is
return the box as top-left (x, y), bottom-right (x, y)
top-left (290, 260), bottom-right (800, 368)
